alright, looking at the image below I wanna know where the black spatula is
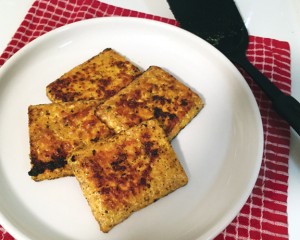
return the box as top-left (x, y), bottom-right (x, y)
top-left (167, 0), bottom-right (300, 135)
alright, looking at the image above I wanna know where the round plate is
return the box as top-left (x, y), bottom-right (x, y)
top-left (0, 17), bottom-right (263, 240)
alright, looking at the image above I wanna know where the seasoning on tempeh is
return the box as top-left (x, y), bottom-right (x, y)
top-left (46, 48), bottom-right (141, 103)
top-left (28, 100), bottom-right (114, 181)
top-left (68, 119), bottom-right (188, 233)
top-left (96, 66), bottom-right (204, 140)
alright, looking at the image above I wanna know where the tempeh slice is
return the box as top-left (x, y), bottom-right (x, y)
top-left (68, 119), bottom-right (188, 233)
top-left (46, 48), bottom-right (141, 103)
top-left (96, 66), bottom-right (204, 140)
top-left (28, 100), bottom-right (114, 181)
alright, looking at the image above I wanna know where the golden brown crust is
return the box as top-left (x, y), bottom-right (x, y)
top-left (68, 119), bottom-right (188, 232)
top-left (46, 48), bottom-right (141, 103)
top-left (28, 100), bottom-right (114, 181)
top-left (96, 66), bottom-right (204, 140)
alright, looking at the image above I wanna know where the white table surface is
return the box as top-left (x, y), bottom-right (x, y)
top-left (0, 0), bottom-right (299, 239)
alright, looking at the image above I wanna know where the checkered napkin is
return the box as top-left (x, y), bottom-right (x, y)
top-left (0, 1), bottom-right (290, 239)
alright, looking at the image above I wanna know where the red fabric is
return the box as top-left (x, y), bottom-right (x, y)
top-left (215, 37), bottom-right (290, 240)
top-left (0, 0), bottom-right (177, 66)
top-left (0, 1), bottom-right (290, 239)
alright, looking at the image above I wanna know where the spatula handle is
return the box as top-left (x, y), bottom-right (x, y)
top-left (236, 55), bottom-right (300, 135)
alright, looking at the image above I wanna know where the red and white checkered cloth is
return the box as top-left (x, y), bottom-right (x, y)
top-left (0, 1), bottom-right (290, 239)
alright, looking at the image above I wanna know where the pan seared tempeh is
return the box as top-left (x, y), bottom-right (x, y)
top-left (68, 119), bottom-right (188, 232)
top-left (46, 48), bottom-right (141, 103)
top-left (96, 66), bottom-right (204, 140)
top-left (28, 100), bottom-right (114, 181)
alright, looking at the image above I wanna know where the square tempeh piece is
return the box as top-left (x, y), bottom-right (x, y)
top-left (96, 66), bottom-right (204, 140)
top-left (68, 119), bottom-right (188, 233)
top-left (46, 48), bottom-right (141, 103)
top-left (28, 100), bottom-right (114, 181)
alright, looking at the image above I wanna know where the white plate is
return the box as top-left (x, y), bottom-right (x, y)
top-left (0, 17), bottom-right (263, 240)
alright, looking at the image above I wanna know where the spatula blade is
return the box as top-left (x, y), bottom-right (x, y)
top-left (167, 0), bottom-right (248, 57)
top-left (167, 0), bottom-right (300, 135)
